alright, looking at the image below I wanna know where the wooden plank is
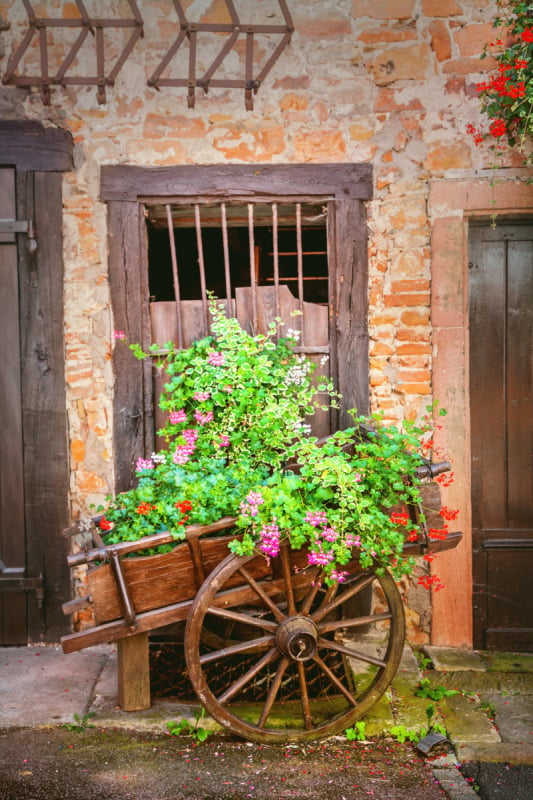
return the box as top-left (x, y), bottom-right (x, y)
top-left (18, 171), bottom-right (71, 642)
top-left (108, 200), bottom-right (154, 491)
top-left (117, 632), bottom-right (151, 711)
top-left (101, 164), bottom-right (373, 203)
top-left (333, 199), bottom-right (369, 425)
top-left (0, 122), bottom-right (73, 172)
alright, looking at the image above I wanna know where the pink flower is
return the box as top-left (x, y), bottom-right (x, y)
top-left (305, 510), bottom-right (328, 528)
top-left (135, 457), bottom-right (154, 472)
top-left (308, 549), bottom-right (334, 567)
top-left (330, 570), bottom-right (348, 583)
top-left (169, 410), bottom-right (187, 424)
top-left (208, 351), bottom-right (225, 366)
top-left (223, 385), bottom-right (233, 393)
top-left (194, 392), bottom-right (211, 402)
top-left (259, 522), bottom-right (281, 558)
top-left (218, 435), bottom-right (230, 448)
top-left (194, 410), bottom-right (213, 425)
top-left (321, 526), bottom-right (338, 542)
top-left (113, 330), bottom-right (126, 340)
top-left (173, 445), bottom-right (195, 465)
top-left (182, 429), bottom-right (198, 445)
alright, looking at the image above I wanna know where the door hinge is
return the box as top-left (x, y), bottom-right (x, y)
top-left (0, 218), bottom-right (38, 252)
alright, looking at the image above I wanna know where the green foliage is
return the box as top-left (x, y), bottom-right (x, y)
top-left (61, 712), bottom-right (96, 732)
top-left (415, 678), bottom-right (460, 701)
top-left (389, 724), bottom-right (422, 744)
top-left (100, 299), bottom-right (439, 583)
top-left (345, 721), bottom-right (367, 741)
top-left (166, 708), bottom-right (211, 742)
top-left (469, 1), bottom-right (533, 167)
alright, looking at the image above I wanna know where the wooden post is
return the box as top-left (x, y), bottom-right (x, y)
top-left (117, 632), bottom-right (151, 711)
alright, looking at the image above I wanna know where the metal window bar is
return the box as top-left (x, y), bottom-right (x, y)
top-left (296, 203), bottom-right (305, 346)
top-left (220, 203), bottom-right (234, 315)
top-left (248, 203), bottom-right (258, 333)
top-left (194, 204), bottom-right (210, 333)
top-left (165, 203), bottom-right (184, 349)
top-left (272, 203), bottom-right (281, 322)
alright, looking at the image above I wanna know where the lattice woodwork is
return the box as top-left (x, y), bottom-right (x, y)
top-left (148, 0), bottom-right (294, 110)
top-left (2, 0), bottom-right (143, 105)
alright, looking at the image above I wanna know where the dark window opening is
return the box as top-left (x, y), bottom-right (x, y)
top-left (146, 201), bottom-right (329, 306)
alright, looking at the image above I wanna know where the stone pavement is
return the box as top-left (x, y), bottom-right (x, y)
top-left (1, 643), bottom-right (533, 799)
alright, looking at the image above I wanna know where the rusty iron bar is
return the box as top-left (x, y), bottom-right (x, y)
top-left (220, 203), bottom-right (233, 312)
top-left (194, 204), bottom-right (210, 333)
top-left (248, 203), bottom-right (258, 333)
top-left (296, 203), bottom-right (305, 345)
top-left (272, 203), bottom-right (281, 322)
top-left (166, 203), bottom-right (184, 349)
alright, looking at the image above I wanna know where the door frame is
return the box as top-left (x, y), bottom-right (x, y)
top-left (0, 121), bottom-right (72, 643)
top-left (428, 178), bottom-right (533, 648)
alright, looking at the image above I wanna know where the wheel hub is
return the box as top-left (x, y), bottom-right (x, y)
top-left (275, 615), bottom-right (319, 661)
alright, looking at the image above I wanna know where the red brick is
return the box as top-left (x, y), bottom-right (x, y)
top-left (401, 310), bottom-right (430, 325)
top-left (397, 343), bottom-right (432, 355)
top-left (352, 0), bottom-right (414, 19)
top-left (391, 279), bottom-right (430, 292)
top-left (429, 20), bottom-right (451, 62)
top-left (384, 293), bottom-right (430, 306)
top-left (453, 23), bottom-right (494, 58)
top-left (421, 0), bottom-right (462, 15)
top-left (357, 27), bottom-right (417, 44)
top-left (397, 383), bottom-right (431, 395)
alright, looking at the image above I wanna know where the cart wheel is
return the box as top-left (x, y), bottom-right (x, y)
top-left (185, 544), bottom-right (405, 743)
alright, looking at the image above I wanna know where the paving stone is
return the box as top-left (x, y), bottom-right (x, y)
top-left (392, 676), bottom-right (436, 731)
top-left (360, 692), bottom-right (395, 737)
top-left (456, 742), bottom-right (533, 766)
top-left (489, 694), bottom-right (533, 744)
top-left (439, 694), bottom-right (501, 746)
top-left (422, 669), bottom-right (533, 696)
top-left (431, 767), bottom-right (479, 798)
top-left (424, 646), bottom-right (487, 672)
top-left (481, 652), bottom-right (533, 674)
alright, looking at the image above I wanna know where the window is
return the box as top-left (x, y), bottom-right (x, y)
top-left (102, 164), bottom-right (372, 489)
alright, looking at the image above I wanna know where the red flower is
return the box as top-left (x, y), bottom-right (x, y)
top-left (175, 500), bottom-right (192, 513)
top-left (99, 517), bottom-right (112, 531)
top-left (390, 509), bottom-right (409, 526)
top-left (520, 28), bottom-right (533, 43)
top-left (136, 502), bottom-right (156, 515)
top-left (489, 118), bottom-right (507, 138)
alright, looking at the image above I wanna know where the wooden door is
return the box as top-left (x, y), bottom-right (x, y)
top-left (0, 168), bottom-right (27, 643)
top-left (470, 221), bottom-right (533, 651)
top-left (0, 122), bottom-right (72, 644)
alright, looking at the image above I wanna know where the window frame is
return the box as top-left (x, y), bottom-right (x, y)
top-left (101, 163), bottom-right (373, 490)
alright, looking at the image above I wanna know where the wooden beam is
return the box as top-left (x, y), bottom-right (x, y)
top-left (117, 632), bottom-right (151, 711)
top-left (0, 122), bottom-right (73, 172)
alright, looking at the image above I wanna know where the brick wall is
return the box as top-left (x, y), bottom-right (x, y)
top-left (0, 0), bottom-right (529, 644)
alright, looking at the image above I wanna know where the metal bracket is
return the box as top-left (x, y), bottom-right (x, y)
top-left (0, 218), bottom-right (37, 251)
top-left (0, 560), bottom-right (44, 607)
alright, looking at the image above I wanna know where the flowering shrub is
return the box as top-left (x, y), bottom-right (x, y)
top-left (468, 1), bottom-right (533, 166)
top-left (98, 300), bottom-right (447, 585)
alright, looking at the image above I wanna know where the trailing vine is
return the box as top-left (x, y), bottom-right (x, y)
top-left (468, 1), bottom-right (533, 169)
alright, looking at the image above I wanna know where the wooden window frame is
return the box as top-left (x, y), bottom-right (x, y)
top-left (101, 163), bottom-right (373, 491)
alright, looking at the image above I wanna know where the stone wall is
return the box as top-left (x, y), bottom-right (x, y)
top-left (0, 0), bottom-right (529, 645)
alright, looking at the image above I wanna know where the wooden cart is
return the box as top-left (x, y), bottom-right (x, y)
top-left (61, 461), bottom-right (461, 744)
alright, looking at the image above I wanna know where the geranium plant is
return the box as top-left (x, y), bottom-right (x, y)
top-left (468, 1), bottom-right (533, 167)
top-left (98, 299), bottom-right (447, 585)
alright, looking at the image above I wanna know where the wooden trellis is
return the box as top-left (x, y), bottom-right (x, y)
top-left (2, 0), bottom-right (294, 109)
top-left (148, 0), bottom-right (294, 110)
top-left (2, 0), bottom-right (143, 105)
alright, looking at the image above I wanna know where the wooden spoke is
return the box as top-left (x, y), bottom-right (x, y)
top-left (258, 655), bottom-right (291, 729)
top-left (280, 545), bottom-right (296, 616)
top-left (199, 634), bottom-right (274, 665)
top-left (205, 605), bottom-right (278, 633)
top-left (238, 565), bottom-right (285, 622)
top-left (320, 611), bottom-right (392, 634)
top-left (312, 653), bottom-right (358, 706)
top-left (318, 637), bottom-right (387, 669)
top-left (312, 572), bottom-right (376, 623)
top-left (218, 647), bottom-right (279, 704)
top-left (297, 660), bottom-right (313, 730)
top-left (299, 570), bottom-right (324, 615)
